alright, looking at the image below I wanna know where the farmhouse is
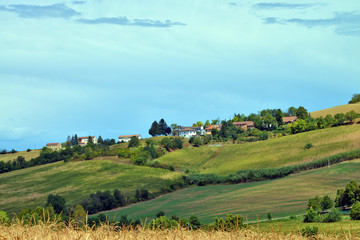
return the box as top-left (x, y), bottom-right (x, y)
top-left (118, 134), bottom-right (142, 143)
top-left (233, 121), bottom-right (255, 130)
top-left (46, 143), bottom-right (61, 150)
top-left (176, 126), bottom-right (205, 138)
top-left (283, 116), bottom-right (297, 124)
top-left (78, 136), bottom-right (98, 146)
top-left (205, 125), bottom-right (222, 135)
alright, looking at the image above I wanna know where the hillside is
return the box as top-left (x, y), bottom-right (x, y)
top-left (0, 149), bottom-right (40, 162)
top-left (98, 159), bottom-right (360, 223)
top-left (311, 102), bottom-right (360, 118)
top-left (158, 124), bottom-right (360, 175)
top-left (0, 159), bottom-right (182, 213)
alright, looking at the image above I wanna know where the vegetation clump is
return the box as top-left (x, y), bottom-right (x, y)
top-left (349, 93), bottom-right (360, 104)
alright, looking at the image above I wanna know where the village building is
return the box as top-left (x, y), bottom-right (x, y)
top-left (233, 121), bottom-right (255, 130)
top-left (78, 136), bottom-right (98, 146)
top-left (283, 116), bottom-right (298, 124)
top-left (205, 125), bottom-right (222, 135)
top-left (46, 143), bottom-right (61, 150)
top-left (176, 126), bottom-right (206, 138)
top-left (118, 134), bottom-right (142, 143)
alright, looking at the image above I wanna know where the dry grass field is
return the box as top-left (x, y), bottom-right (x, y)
top-left (311, 102), bottom-right (360, 118)
top-left (0, 149), bottom-right (41, 162)
top-left (1, 222), bottom-right (359, 240)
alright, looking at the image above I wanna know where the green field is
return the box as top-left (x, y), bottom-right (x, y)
top-left (254, 218), bottom-right (360, 235)
top-left (311, 102), bottom-right (360, 118)
top-left (98, 159), bottom-right (360, 223)
top-left (158, 124), bottom-right (360, 175)
top-left (0, 149), bottom-right (41, 162)
top-left (0, 159), bottom-right (182, 213)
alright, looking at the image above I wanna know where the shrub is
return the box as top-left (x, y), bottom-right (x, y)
top-left (156, 211), bottom-right (165, 218)
top-left (304, 207), bottom-right (319, 222)
top-left (26, 148), bottom-right (31, 152)
top-left (301, 226), bottom-right (318, 238)
top-left (0, 210), bottom-right (9, 223)
top-left (350, 201), bottom-right (360, 220)
top-left (192, 137), bottom-right (203, 147)
top-left (267, 212), bottom-right (272, 221)
top-left (304, 143), bottom-right (313, 149)
top-left (349, 93), bottom-right (360, 104)
top-left (128, 136), bottom-right (140, 148)
top-left (323, 208), bottom-right (342, 223)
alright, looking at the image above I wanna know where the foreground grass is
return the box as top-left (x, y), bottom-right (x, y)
top-left (311, 102), bottom-right (360, 118)
top-left (158, 124), bottom-right (360, 175)
top-left (0, 149), bottom-right (41, 162)
top-left (2, 222), bottom-right (360, 240)
top-left (0, 159), bottom-right (183, 214)
top-left (255, 218), bottom-right (360, 236)
top-left (99, 159), bottom-right (360, 223)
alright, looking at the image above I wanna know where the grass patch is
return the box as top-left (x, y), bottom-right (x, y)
top-left (158, 124), bottom-right (360, 175)
top-left (311, 102), bottom-right (360, 118)
top-left (0, 159), bottom-right (183, 214)
top-left (0, 149), bottom-right (41, 162)
top-left (98, 160), bottom-right (360, 224)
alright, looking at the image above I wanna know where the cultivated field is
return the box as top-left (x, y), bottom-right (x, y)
top-left (0, 159), bottom-right (182, 214)
top-left (0, 149), bottom-right (41, 162)
top-left (311, 102), bottom-right (360, 118)
top-left (99, 159), bottom-right (360, 223)
top-left (158, 124), bottom-right (360, 175)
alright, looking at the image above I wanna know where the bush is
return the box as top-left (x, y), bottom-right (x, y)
top-left (304, 207), bottom-right (319, 222)
top-left (323, 208), bottom-right (342, 223)
top-left (304, 143), bottom-right (313, 149)
top-left (350, 201), bottom-right (360, 220)
top-left (26, 148), bottom-right (32, 152)
top-left (128, 136), bottom-right (140, 148)
top-left (301, 226), bottom-right (318, 238)
top-left (156, 211), bottom-right (165, 218)
top-left (349, 93), bottom-right (360, 104)
top-left (192, 137), bottom-right (203, 147)
top-left (0, 210), bottom-right (9, 223)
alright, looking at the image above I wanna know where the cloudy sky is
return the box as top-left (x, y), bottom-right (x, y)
top-left (0, 0), bottom-right (359, 150)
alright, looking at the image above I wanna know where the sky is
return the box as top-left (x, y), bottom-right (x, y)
top-left (0, 0), bottom-right (359, 150)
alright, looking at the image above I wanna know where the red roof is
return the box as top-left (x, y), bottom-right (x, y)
top-left (283, 116), bottom-right (297, 123)
top-left (119, 134), bottom-right (141, 138)
top-left (46, 143), bottom-right (60, 146)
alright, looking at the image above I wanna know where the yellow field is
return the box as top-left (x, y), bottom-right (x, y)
top-left (0, 149), bottom-right (41, 162)
top-left (311, 102), bottom-right (360, 118)
top-left (1, 222), bottom-right (359, 240)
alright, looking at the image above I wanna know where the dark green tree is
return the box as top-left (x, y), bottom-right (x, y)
top-left (159, 119), bottom-right (169, 136)
top-left (345, 110), bottom-right (359, 123)
top-left (287, 106), bottom-right (297, 116)
top-left (321, 195), bottom-right (334, 210)
top-left (296, 106), bottom-right (308, 120)
top-left (149, 121), bottom-right (161, 137)
top-left (350, 201), bottom-right (360, 220)
top-left (349, 93), bottom-right (360, 104)
top-left (189, 215), bottom-right (201, 229)
top-left (98, 136), bottom-right (104, 145)
top-left (128, 136), bottom-right (140, 148)
top-left (46, 194), bottom-right (66, 214)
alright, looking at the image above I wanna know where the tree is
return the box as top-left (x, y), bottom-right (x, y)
top-left (149, 121), bottom-right (161, 137)
top-left (204, 120), bottom-right (211, 126)
top-left (345, 110), bottom-right (359, 123)
top-left (349, 93), bottom-right (360, 104)
top-left (161, 138), bottom-right (173, 150)
top-left (192, 136), bottom-right (202, 147)
top-left (334, 113), bottom-right (345, 126)
top-left (156, 211), bottom-right (165, 218)
top-left (113, 189), bottom-right (125, 207)
top-left (321, 195), bottom-right (334, 210)
top-left (46, 194), bottom-right (66, 214)
top-left (350, 201), bottom-right (360, 220)
top-left (296, 106), bottom-right (308, 120)
top-left (159, 119), bottom-right (168, 135)
top-left (189, 215), bottom-right (201, 229)
top-left (323, 208), bottom-right (342, 222)
top-left (98, 136), bottom-right (104, 145)
top-left (267, 212), bottom-right (272, 221)
top-left (289, 119), bottom-right (306, 134)
top-left (304, 207), bottom-right (319, 222)
top-left (128, 136), bottom-right (140, 148)
top-left (263, 113), bottom-right (277, 131)
top-left (73, 204), bottom-right (86, 224)
top-left (307, 196), bottom-right (322, 213)
top-left (287, 106), bottom-right (297, 116)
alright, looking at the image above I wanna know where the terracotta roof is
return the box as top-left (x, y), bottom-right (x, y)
top-left (46, 143), bottom-right (60, 146)
top-left (283, 116), bottom-right (297, 123)
top-left (233, 121), bottom-right (254, 126)
top-left (118, 134), bottom-right (141, 138)
top-left (205, 125), bottom-right (222, 130)
top-left (178, 128), bottom-right (197, 132)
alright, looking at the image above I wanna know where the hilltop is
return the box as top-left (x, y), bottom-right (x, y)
top-left (311, 102), bottom-right (360, 118)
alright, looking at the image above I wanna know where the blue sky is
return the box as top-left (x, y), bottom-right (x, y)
top-left (0, 0), bottom-right (359, 150)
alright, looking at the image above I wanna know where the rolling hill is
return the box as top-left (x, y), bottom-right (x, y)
top-left (98, 159), bottom-right (360, 223)
top-left (0, 159), bottom-right (182, 213)
top-left (158, 124), bottom-right (360, 175)
top-left (311, 102), bottom-right (360, 118)
top-left (0, 149), bottom-right (41, 162)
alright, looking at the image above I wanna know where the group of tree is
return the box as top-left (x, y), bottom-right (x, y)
top-left (160, 137), bottom-right (183, 151)
top-left (80, 189), bottom-right (127, 215)
top-left (304, 195), bottom-right (341, 223)
top-left (149, 119), bottom-right (171, 137)
top-left (0, 149), bottom-right (17, 154)
top-left (349, 93), bottom-right (360, 104)
top-left (289, 110), bottom-right (359, 134)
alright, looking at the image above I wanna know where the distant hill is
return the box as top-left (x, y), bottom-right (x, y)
top-left (0, 149), bottom-right (40, 162)
top-left (158, 124), bottom-right (360, 175)
top-left (311, 102), bottom-right (360, 118)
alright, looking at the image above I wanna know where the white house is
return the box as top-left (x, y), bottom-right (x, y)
top-left (176, 126), bottom-right (205, 138)
top-left (78, 136), bottom-right (98, 146)
top-left (118, 134), bottom-right (142, 143)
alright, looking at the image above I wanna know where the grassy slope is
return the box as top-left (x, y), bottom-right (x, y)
top-left (0, 159), bottom-right (182, 213)
top-left (158, 124), bottom-right (360, 175)
top-left (0, 150), bottom-right (41, 162)
top-left (311, 102), bottom-right (360, 118)
top-left (99, 159), bottom-right (360, 223)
